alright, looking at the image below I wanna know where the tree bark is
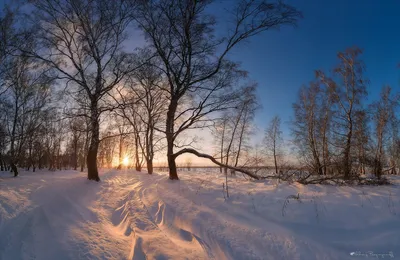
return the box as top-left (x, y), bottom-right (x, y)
top-left (87, 101), bottom-right (100, 181)
top-left (134, 132), bottom-right (142, 172)
top-left (146, 159), bottom-right (153, 174)
top-left (166, 98), bottom-right (179, 180)
top-left (167, 137), bottom-right (178, 179)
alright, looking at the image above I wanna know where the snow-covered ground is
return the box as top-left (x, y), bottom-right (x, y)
top-left (0, 169), bottom-right (399, 260)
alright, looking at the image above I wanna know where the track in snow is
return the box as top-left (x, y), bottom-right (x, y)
top-left (0, 170), bottom-right (209, 260)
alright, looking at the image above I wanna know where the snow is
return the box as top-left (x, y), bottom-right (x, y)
top-left (0, 169), bottom-right (399, 260)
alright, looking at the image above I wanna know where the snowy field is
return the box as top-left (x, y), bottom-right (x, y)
top-left (0, 169), bottom-right (399, 260)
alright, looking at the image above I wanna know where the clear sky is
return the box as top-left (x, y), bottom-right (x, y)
top-left (224, 0), bottom-right (400, 141)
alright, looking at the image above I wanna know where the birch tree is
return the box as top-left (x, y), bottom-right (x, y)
top-left (329, 47), bottom-right (368, 179)
top-left (292, 83), bottom-right (324, 175)
top-left (264, 115), bottom-right (282, 174)
top-left (370, 86), bottom-right (398, 178)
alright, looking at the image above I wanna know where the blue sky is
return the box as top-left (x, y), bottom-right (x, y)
top-left (223, 0), bottom-right (400, 141)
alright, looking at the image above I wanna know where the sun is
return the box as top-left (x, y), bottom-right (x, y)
top-left (122, 156), bottom-right (129, 166)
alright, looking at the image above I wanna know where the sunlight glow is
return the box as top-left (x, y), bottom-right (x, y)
top-left (122, 157), bottom-right (129, 166)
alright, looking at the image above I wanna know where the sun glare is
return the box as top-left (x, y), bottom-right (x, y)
top-left (122, 157), bottom-right (129, 166)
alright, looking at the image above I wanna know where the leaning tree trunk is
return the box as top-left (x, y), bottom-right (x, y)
top-left (166, 99), bottom-right (179, 180)
top-left (174, 148), bottom-right (261, 180)
top-left (87, 102), bottom-right (100, 181)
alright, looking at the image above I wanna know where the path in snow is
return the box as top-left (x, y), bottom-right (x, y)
top-left (0, 170), bottom-right (399, 260)
top-left (0, 170), bottom-right (212, 260)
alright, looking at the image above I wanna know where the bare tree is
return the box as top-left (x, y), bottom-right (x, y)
top-left (26, 0), bottom-right (138, 181)
top-left (0, 6), bottom-right (18, 90)
top-left (293, 47), bottom-right (368, 180)
top-left (233, 85), bottom-right (258, 169)
top-left (1, 51), bottom-right (52, 176)
top-left (370, 86), bottom-right (398, 178)
top-left (114, 52), bottom-right (166, 174)
top-left (69, 118), bottom-right (84, 170)
top-left (328, 47), bottom-right (368, 179)
top-left (213, 114), bottom-right (229, 173)
top-left (292, 83), bottom-right (324, 175)
top-left (353, 110), bottom-right (369, 175)
top-left (264, 116), bottom-right (282, 174)
top-left (135, 0), bottom-right (301, 179)
top-left (216, 84), bottom-right (257, 174)
top-left (114, 122), bottom-right (130, 169)
top-left (315, 72), bottom-right (336, 175)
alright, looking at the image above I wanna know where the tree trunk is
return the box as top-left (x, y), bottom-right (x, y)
top-left (220, 120), bottom-right (226, 174)
top-left (73, 138), bottom-right (78, 170)
top-left (10, 162), bottom-right (18, 177)
top-left (87, 102), bottom-right (100, 181)
top-left (322, 129), bottom-right (328, 175)
top-left (224, 106), bottom-right (245, 175)
top-left (343, 119), bottom-right (353, 179)
top-left (309, 124), bottom-right (322, 175)
top-left (167, 136), bottom-right (178, 179)
top-left (134, 132), bottom-right (141, 172)
top-left (375, 129), bottom-right (384, 179)
top-left (234, 111), bottom-right (247, 170)
top-left (117, 133), bottom-right (123, 170)
top-left (273, 149), bottom-right (278, 174)
top-left (147, 159), bottom-right (153, 174)
top-left (81, 127), bottom-right (90, 172)
top-left (0, 155), bottom-right (3, 171)
top-left (87, 139), bottom-right (100, 181)
top-left (166, 98), bottom-right (179, 180)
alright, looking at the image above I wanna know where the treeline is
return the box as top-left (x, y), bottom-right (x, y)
top-left (292, 47), bottom-right (399, 180)
top-left (2, 1), bottom-right (395, 182)
top-left (0, 0), bottom-right (302, 181)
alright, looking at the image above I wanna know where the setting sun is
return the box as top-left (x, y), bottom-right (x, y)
top-left (122, 157), bottom-right (129, 166)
